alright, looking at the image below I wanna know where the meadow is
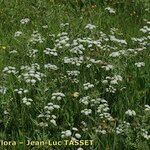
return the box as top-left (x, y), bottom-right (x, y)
top-left (0, 0), bottom-right (150, 150)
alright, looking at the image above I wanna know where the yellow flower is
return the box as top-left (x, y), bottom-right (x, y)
top-left (0, 45), bottom-right (6, 50)
top-left (73, 92), bottom-right (79, 98)
top-left (2, 46), bottom-right (6, 49)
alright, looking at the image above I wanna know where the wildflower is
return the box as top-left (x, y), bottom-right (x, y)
top-left (135, 62), bottom-right (145, 68)
top-left (81, 109), bottom-right (92, 115)
top-left (105, 7), bottom-right (116, 14)
top-left (20, 18), bottom-right (30, 24)
top-left (83, 82), bottom-right (94, 90)
top-left (125, 109), bottom-right (136, 116)
top-left (144, 105), bottom-right (150, 111)
top-left (44, 48), bottom-right (58, 56)
top-left (3, 66), bottom-right (17, 74)
top-left (22, 97), bottom-right (33, 106)
top-left (44, 64), bottom-right (58, 70)
top-left (85, 24), bottom-right (96, 30)
top-left (0, 86), bottom-right (7, 94)
top-left (14, 31), bottom-right (23, 37)
top-left (51, 92), bottom-right (65, 101)
top-left (73, 92), bottom-right (79, 98)
top-left (75, 133), bottom-right (81, 139)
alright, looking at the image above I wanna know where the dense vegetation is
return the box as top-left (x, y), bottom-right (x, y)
top-left (0, 0), bottom-right (150, 150)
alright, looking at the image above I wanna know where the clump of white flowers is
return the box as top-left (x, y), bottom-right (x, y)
top-left (44, 63), bottom-right (58, 70)
top-left (67, 70), bottom-right (80, 77)
top-left (55, 32), bottom-right (70, 48)
top-left (27, 49), bottom-right (38, 58)
top-left (80, 96), bottom-right (91, 105)
top-left (0, 86), bottom-right (7, 94)
top-left (43, 48), bottom-right (58, 56)
top-left (60, 23), bottom-right (69, 28)
top-left (61, 127), bottom-right (81, 140)
top-left (141, 129), bottom-right (150, 140)
top-left (125, 109), bottom-right (136, 116)
top-left (3, 66), bottom-right (18, 75)
top-left (85, 24), bottom-right (96, 30)
top-left (109, 35), bottom-right (127, 45)
top-left (135, 62), bottom-right (145, 68)
top-left (64, 56), bottom-right (84, 66)
top-left (38, 102), bottom-right (60, 126)
top-left (14, 31), bottom-right (23, 37)
top-left (144, 105), bottom-right (150, 112)
top-left (116, 121), bottom-right (130, 134)
top-left (20, 18), bottom-right (30, 24)
top-left (101, 64), bottom-right (114, 71)
top-left (14, 88), bottom-right (29, 95)
top-left (22, 97), bottom-right (33, 106)
top-left (97, 99), bottom-right (113, 121)
top-left (51, 92), bottom-right (65, 100)
top-left (83, 82), bottom-right (94, 90)
top-left (70, 44), bottom-right (85, 55)
top-left (105, 7), bottom-right (116, 14)
top-left (81, 109), bottom-right (92, 115)
top-left (29, 31), bottom-right (45, 44)
top-left (61, 130), bottom-right (72, 138)
top-left (18, 63), bottom-right (45, 84)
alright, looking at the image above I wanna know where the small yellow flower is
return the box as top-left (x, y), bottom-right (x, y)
top-left (2, 46), bottom-right (6, 49)
top-left (72, 92), bottom-right (79, 98)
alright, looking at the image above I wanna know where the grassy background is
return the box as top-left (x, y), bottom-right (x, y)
top-left (0, 0), bottom-right (150, 150)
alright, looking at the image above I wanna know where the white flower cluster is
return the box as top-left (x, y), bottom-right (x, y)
top-left (72, 37), bottom-right (101, 48)
top-left (22, 97), bottom-right (33, 106)
top-left (116, 121), bottom-right (130, 134)
top-left (61, 130), bottom-right (72, 138)
top-left (109, 35), bottom-right (127, 45)
top-left (27, 49), bottom-right (38, 58)
top-left (87, 57), bottom-right (103, 64)
top-left (9, 50), bottom-right (18, 54)
top-left (81, 109), bottom-right (92, 115)
top-left (85, 24), bottom-right (96, 30)
top-left (38, 102), bottom-right (60, 126)
top-left (51, 92), bottom-right (65, 100)
top-left (44, 63), bottom-right (58, 70)
top-left (103, 75), bottom-right (122, 84)
top-left (144, 105), bottom-right (150, 111)
top-left (83, 82), bottom-right (94, 90)
top-left (61, 127), bottom-right (81, 140)
top-left (96, 126), bottom-right (107, 135)
top-left (132, 23), bottom-right (150, 46)
top-left (79, 96), bottom-right (91, 105)
top-left (43, 48), bottom-right (58, 56)
top-left (105, 7), bottom-right (116, 14)
top-left (70, 44), bottom-right (85, 55)
top-left (19, 64), bottom-right (45, 84)
top-left (106, 85), bottom-right (117, 93)
top-left (140, 26), bottom-right (150, 34)
top-left (55, 32), bottom-right (70, 48)
top-left (3, 66), bottom-right (18, 75)
top-left (135, 62), bottom-right (145, 68)
top-left (97, 99), bottom-right (113, 121)
top-left (67, 70), bottom-right (80, 77)
top-left (0, 86), bottom-right (7, 94)
top-left (101, 64), bottom-right (114, 71)
top-left (29, 31), bottom-right (45, 44)
top-left (141, 129), bottom-right (150, 140)
top-left (38, 122), bottom-right (48, 127)
top-left (64, 56), bottom-right (84, 66)
top-left (20, 18), bottom-right (30, 24)
top-left (14, 88), bottom-right (29, 95)
top-left (60, 23), bottom-right (69, 27)
top-left (125, 109), bottom-right (136, 116)
top-left (14, 31), bottom-right (23, 37)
